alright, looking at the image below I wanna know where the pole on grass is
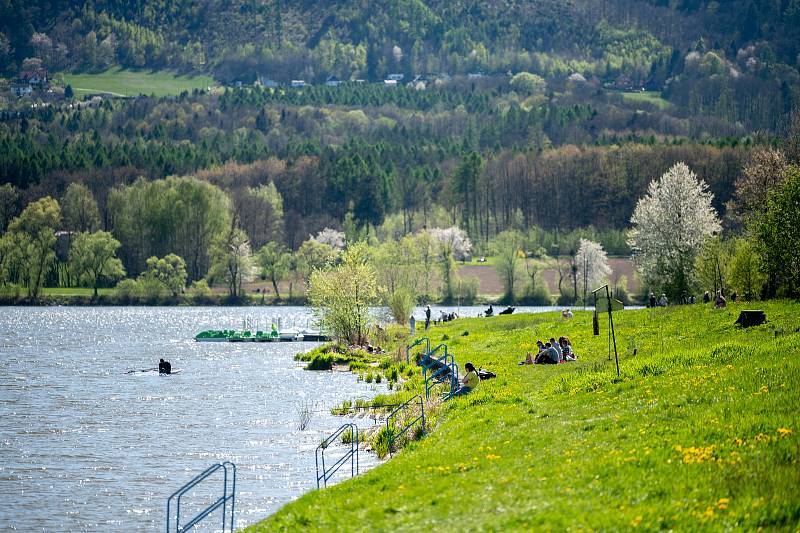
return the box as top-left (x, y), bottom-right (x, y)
top-left (591, 284), bottom-right (620, 378)
top-left (606, 284), bottom-right (620, 378)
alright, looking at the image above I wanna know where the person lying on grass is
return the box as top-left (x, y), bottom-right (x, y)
top-left (452, 362), bottom-right (479, 396)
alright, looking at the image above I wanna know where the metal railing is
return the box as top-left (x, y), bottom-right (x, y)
top-left (405, 337), bottom-right (430, 364)
top-left (419, 345), bottom-right (458, 400)
top-left (166, 461), bottom-right (236, 533)
top-left (442, 362), bottom-right (460, 400)
top-left (386, 395), bottom-right (425, 457)
top-left (316, 423), bottom-right (359, 489)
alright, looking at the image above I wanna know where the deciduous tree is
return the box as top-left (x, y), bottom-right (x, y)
top-left (144, 253), bottom-right (187, 297)
top-left (69, 231), bottom-right (125, 298)
top-left (493, 230), bottom-right (524, 303)
top-left (308, 241), bottom-right (378, 345)
top-left (208, 228), bottom-right (253, 299)
top-left (575, 238), bottom-right (612, 302)
top-left (628, 162), bottom-right (721, 300)
top-left (754, 165), bottom-right (800, 297)
top-left (62, 182), bottom-right (101, 234)
top-left (2, 197), bottom-right (61, 299)
top-left (257, 241), bottom-right (291, 300)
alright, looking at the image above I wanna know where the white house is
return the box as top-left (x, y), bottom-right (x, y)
top-left (387, 73), bottom-right (404, 81)
top-left (290, 80), bottom-right (306, 88)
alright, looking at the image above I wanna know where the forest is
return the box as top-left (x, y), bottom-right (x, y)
top-left (0, 1), bottom-right (799, 304)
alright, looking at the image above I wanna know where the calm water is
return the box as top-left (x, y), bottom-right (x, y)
top-left (0, 307), bottom-right (387, 532)
top-left (0, 304), bottom-right (570, 532)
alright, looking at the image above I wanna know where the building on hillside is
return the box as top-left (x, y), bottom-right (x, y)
top-left (11, 81), bottom-right (33, 97)
top-left (325, 76), bottom-right (341, 87)
top-left (20, 69), bottom-right (49, 87)
top-left (568, 72), bottom-right (587, 84)
top-left (383, 79), bottom-right (398, 87)
top-left (257, 75), bottom-right (279, 88)
top-left (387, 73), bottom-right (404, 81)
top-left (11, 68), bottom-right (49, 97)
top-left (410, 74), bottom-right (427, 90)
top-left (290, 80), bottom-right (306, 88)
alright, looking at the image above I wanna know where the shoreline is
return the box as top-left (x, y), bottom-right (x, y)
top-left (244, 301), bottom-right (800, 531)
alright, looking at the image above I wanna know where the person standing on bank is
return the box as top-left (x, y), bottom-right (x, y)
top-left (425, 305), bottom-right (431, 329)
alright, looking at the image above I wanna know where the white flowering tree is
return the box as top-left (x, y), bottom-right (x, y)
top-left (628, 162), bottom-right (721, 299)
top-left (429, 226), bottom-right (472, 301)
top-left (312, 228), bottom-right (346, 250)
top-left (575, 238), bottom-right (611, 301)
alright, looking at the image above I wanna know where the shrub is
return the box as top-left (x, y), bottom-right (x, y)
top-left (365, 371), bottom-right (374, 383)
top-left (187, 279), bottom-right (213, 302)
top-left (386, 287), bottom-right (416, 325)
top-left (522, 279), bottom-right (553, 305)
top-left (306, 353), bottom-right (334, 370)
top-left (372, 423), bottom-right (395, 458)
top-left (455, 276), bottom-right (479, 304)
top-left (114, 278), bottom-right (141, 303)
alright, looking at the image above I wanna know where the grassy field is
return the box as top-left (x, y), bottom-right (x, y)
top-left (246, 301), bottom-right (800, 531)
top-left (63, 68), bottom-right (216, 97)
top-left (40, 287), bottom-right (115, 296)
top-left (620, 90), bottom-right (671, 110)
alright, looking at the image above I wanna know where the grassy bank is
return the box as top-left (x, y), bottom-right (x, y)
top-left (63, 68), bottom-right (216, 97)
top-left (246, 301), bottom-right (799, 531)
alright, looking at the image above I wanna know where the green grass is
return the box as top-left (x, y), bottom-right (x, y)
top-left (620, 90), bottom-right (670, 110)
top-left (63, 68), bottom-right (216, 97)
top-left (246, 301), bottom-right (800, 531)
top-left (40, 287), bottom-right (115, 296)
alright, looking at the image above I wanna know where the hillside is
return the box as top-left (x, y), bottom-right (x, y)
top-left (245, 302), bottom-right (800, 531)
top-left (2, 1), bottom-right (798, 96)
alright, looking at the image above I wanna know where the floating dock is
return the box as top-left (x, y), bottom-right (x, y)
top-left (195, 329), bottom-right (329, 343)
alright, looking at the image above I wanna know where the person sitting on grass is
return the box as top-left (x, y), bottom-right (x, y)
top-left (559, 336), bottom-right (577, 361)
top-left (534, 342), bottom-right (560, 364)
top-left (520, 340), bottom-right (546, 364)
top-left (561, 308), bottom-right (574, 319)
top-left (549, 337), bottom-right (562, 360)
top-left (453, 362), bottom-right (480, 396)
top-left (714, 291), bottom-right (727, 309)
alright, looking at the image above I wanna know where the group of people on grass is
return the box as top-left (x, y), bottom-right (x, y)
top-left (519, 336), bottom-right (576, 365)
top-left (649, 289), bottom-right (735, 308)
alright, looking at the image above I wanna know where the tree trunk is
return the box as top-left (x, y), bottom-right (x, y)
top-left (271, 274), bottom-right (281, 300)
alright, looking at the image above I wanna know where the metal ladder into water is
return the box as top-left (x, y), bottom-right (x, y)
top-left (166, 461), bottom-right (236, 533)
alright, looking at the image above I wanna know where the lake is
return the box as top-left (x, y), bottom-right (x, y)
top-left (0, 304), bottom-right (569, 531)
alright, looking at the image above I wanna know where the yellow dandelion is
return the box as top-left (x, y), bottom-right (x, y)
top-left (777, 428), bottom-right (793, 438)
